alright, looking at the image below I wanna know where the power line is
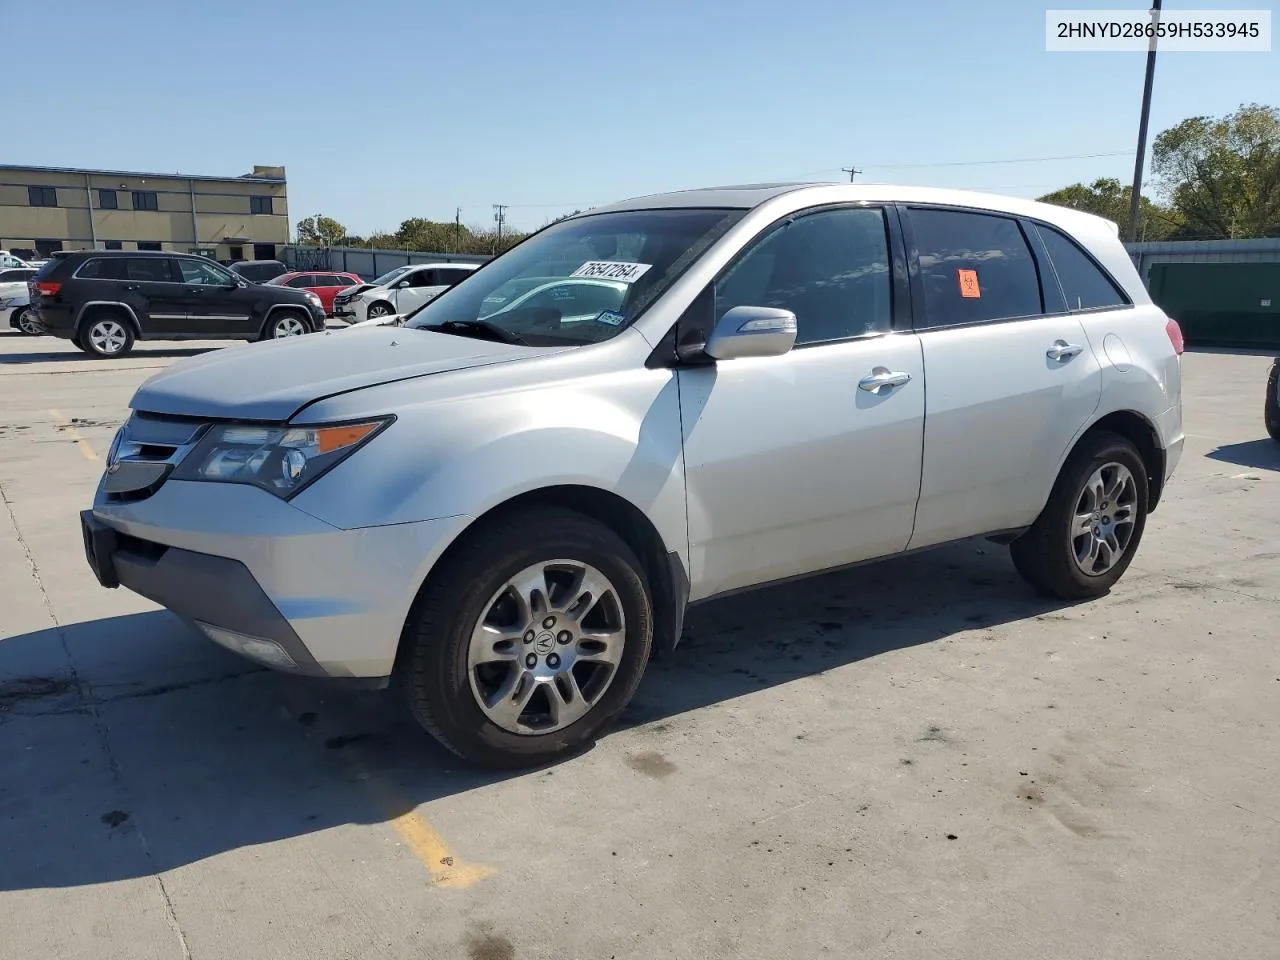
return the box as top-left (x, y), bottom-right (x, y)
top-left (862, 150), bottom-right (1131, 170)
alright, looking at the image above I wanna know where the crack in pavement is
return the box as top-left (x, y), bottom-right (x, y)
top-left (0, 478), bottom-right (193, 959)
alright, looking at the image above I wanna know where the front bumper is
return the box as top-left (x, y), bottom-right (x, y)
top-left (83, 479), bottom-right (471, 678)
top-left (332, 300), bottom-right (366, 324)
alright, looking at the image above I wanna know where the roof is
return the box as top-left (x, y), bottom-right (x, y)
top-left (0, 162), bottom-right (286, 184)
top-left (587, 181), bottom-right (1115, 232)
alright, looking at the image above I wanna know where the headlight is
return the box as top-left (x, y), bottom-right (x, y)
top-left (172, 418), bottom-right (393, 498)
top-left (304, 292), bottom-right (322, 308)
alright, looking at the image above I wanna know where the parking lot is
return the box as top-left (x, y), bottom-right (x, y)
top-left (1, 328), bottom-right (1277, 960)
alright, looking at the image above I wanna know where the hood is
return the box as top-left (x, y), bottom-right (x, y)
top-left (339, 283), bottom-right (376, 297)
top-left (131, 327), bottom-right (571, 422)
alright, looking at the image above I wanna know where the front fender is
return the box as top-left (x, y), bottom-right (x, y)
top-left (291, 368), bottom-right (689, 567)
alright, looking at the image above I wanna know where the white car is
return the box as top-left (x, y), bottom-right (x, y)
top-left (0, 250), bottom-right (33, 270)
top-left (0, 266), bottom-right (39, 334)
top-left (331, 263), bottom-right (478, 325)
top-left (82, 182), bottom-right (1183, 768)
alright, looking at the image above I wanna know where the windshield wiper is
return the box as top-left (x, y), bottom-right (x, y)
top-left (423, 319), bottom-right (528, 346)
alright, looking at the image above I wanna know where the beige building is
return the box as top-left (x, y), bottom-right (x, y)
top-left (0, 163), bottom-right (289, 263)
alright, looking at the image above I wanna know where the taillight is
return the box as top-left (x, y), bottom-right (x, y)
top-left (1165, 318), bottom-right (1184, 356)
top-left (34, 281), bottom-right (61, 298)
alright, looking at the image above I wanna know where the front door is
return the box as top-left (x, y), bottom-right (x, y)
top-left (901, 206), bottom-right (1103, 550)
top-left (111, 257), bottom-right (188, 337)
top-left (678, 205), bottom-right (925, 601)
top-left (175, 257), bottom-right (254, 337)
top-left (390, 267), bottom-right (439, 316)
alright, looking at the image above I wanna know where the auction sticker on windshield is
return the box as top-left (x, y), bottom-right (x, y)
top-left (570, 261), bottom-right (653, 283)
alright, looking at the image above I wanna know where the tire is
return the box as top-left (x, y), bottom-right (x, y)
top-left (259, 309), bottom-right (310, 341)
top-left (1009, 431), bottom-right (1149, 600)
top-left (1265, 359), bottom-right (1280, 444)
top-left (71, 330), bottom-right (90, 352)
top-left (13, 307), bottom-right (40, 335)
top-left (366, 301), bottom-right (394, 321)
top-left (79, 313), bottom-right (135, 358)
top-left (400, 506), bottom-right (654, 769)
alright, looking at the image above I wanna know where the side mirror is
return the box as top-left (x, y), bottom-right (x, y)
top-left (395, 280), bottom-right (411, 289)
top-left (703, 306), bottom-right (798, 361)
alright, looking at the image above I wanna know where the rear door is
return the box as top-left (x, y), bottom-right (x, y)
top-left (175, 257), bottom-right (254, 337)
top-left (901, 205), bottom-right (1102, 550)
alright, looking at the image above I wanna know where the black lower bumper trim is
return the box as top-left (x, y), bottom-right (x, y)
top-left (81, 516), bottom-right (325, 676)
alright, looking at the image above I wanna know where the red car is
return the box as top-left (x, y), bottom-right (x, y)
top-left (265, 271), bottom-right (363, 315)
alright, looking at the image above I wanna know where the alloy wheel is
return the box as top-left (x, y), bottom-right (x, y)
top-left (16, 309), bottom-right (40, 335)
top-left (1071, 461), bottom-right (1138, 576)
top-left (89, 320), bottom-right (128, 355)
top-left (467, 560), bottom-right (626, 735)
top-left (273, 315), bottom-right (307, 337)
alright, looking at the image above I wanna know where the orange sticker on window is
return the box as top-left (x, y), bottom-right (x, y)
top-left (957, 269), bottom-right (981, 298)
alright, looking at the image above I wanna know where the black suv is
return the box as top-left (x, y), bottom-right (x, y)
top-left (29, 251), bottom-right (326, 358)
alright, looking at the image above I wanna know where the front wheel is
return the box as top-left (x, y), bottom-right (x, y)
top-left (366, 301), bottom-right (394, 321)
top-left (260, 310), bottom-right (309, 341)
top-left (1265, 359), bottom-right (1280, 443)
top-left (1010, 431), bottom-right (1149, 600)
top-left (400, 507), bottom-right (654, 769)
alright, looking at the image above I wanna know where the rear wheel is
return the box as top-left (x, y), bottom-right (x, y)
top-left (400, 507), bottom-right (654, 769)
top-left (1265, 359), bottom-right (1280, 443)
top-left (13, 307), bottom-right (40, 335)
top-left (1010, 431), bottom-right (1149, 600)
top-left (80, 314), bottom-right (135, 358)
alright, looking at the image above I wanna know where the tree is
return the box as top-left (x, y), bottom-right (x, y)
top-left (1037, 178), bottom-right (1181, 241)
top-left (295, 215), bottom-right (349, 246)
top-left (1152, 103), bottom-right (1280, 240)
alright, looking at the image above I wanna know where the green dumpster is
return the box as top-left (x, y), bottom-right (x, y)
top-left (1148, 262), bottom-right (1280, 348)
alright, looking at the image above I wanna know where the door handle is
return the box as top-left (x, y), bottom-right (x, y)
top-left (122, 284), bottom-right (140, 292)
top-left (1046, 340), bottom-right (1084, 362)
top-left (858, 369), bottom-right (912, 392)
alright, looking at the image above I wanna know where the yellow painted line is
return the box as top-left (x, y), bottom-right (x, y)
top-left (350, 756), bottom-right (496, 889)
top-left (49, 408), bottom-right (99, 461)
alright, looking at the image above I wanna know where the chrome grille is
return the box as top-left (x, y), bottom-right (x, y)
top-left (104, 412), bottom-right (209, 501)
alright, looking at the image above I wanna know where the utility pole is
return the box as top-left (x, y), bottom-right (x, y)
top-left (841, 166), bottom-right (863, 182)
top-left (1127, 0), bottom-right (1162, 243)
top-left (493, 204), bottom-right (508, 247)
top-left (454, 207), bottom-right (462, 253)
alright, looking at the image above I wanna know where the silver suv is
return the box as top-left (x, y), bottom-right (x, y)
top-left (81, 183), bottom-right (1184, 768)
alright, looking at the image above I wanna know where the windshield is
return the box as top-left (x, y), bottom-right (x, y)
top-left (407, 208), bottom-right (745, 346)
top-left (372, 266), bottom-right (412, 287)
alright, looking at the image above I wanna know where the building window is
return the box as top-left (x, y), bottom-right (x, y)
top-left (137, 241), bottom-right (163, 251)
top-left (250, 196), bottom-right (273, 215)
top-left (28, 186), bottom-right (58, 207)
top-left (103, 240), bottom-right (123, 250)
top-left (132, 191), bottom-right (159, 212)
top-left (34, 239), bottom-right (63, 257)
top-left (98, 189), bottom-right (119, 210)
top-left (228, 245), bottom-right (244, 261)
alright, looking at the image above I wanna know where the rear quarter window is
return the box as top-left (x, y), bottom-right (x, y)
top-left (1035, 224), bottom-right (1131, 311)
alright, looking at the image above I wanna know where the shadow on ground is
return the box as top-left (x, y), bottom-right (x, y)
top-left (0, 539), bottom-right (1074, 891)
top-left (0, 345), bottom-right (215, 364)
top-left (1207, 439), bottom-right (1280, 472)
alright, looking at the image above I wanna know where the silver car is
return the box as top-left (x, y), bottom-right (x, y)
top-left (81, 182), bottom-right (1184, 768)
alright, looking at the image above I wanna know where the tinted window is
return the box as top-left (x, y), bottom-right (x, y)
top-left (128, 258), bottom-right (175, 282)
top-left (408, 269), bottom-right (437, 287)
top-left (714, 207), bottom-right (893, 345)
top-left (286, 275), bottom-right (312, 288)
top-left (132, 191), bottom-right (159, 212)
top-left (1036, 224), bottom-right (1129, 311)
top-left (322, 275), bottom-right (348, 287)
top-left (0, 269), bottom-right (34, 282)
top-left (439, 268), bottom-right (473, 285)
top-left (98, 189), bottom-right (119, 210)
top-left (28, 186), bottom-right (57, 207)
top-left (909, 209), bottom-right (1042, 327)
top-left (77, 258), bottom-right (125, 280)
top-left (177, 259), bottom-right (233, 285)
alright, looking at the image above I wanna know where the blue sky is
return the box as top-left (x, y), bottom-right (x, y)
top-left (2, 0), bottom-right (1275, 235)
